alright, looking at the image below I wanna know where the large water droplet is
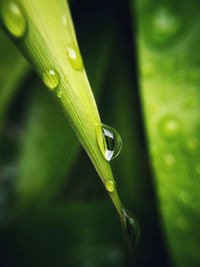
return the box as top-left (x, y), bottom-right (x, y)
top-left (105, 180), bottom-right (115, 192)
top-left (2, 0), bottom-right (27, 38)
top-left (150, 7), bottom-right (181, 44)
top-left (67, 46), bottom-right (83, 71)
top-left (95, 123), bottom-right (122, 161)
top-left (122, 208), bottom-right (140, 247)
top-left (42, 69), bottom-right (60, 90)
top-left (158, 116), bottom-right (180, 141)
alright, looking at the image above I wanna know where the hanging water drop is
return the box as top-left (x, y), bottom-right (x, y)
top-left (67, 46), bottom-right (83, 71)
top-left (105, 180), bottom-right (115, 192)
top-left (95, 123), bottom-right (122, 161)
top-left (122, 208), bottom-right (140, 247)
top-left (42, 69), bottom-right (60, 90)
top-left (2, 0), bottom-right (27, 38)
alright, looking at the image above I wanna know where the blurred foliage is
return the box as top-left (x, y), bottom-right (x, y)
top-left (134, 0), bottom-right (200, 266)
top-left (0, 0), bottom-right (200, 266)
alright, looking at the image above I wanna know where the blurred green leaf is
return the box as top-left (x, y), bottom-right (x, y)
top-left (133, 0), bottom-right (200, 266)
top-left (0, 28), bottom-right (29, 134)
top-left (1, 201), bottom-right (125, 267)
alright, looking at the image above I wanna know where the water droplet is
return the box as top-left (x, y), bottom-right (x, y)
top-left (105, 180), bottom-right (115, 192)
top-left (2, 1), bottom-right (27, 38)
top-left (42, 69), bottom-right (60, 90)
top-left (67, 46), bottom-right (83, 71)
top-left (62, 15), bottom-right (67, 26)
top-left (122, 208), bottom-right (140, 247)
top-left (182, 136), bottom-right (199, 156)
top-left (159, 153), bottom-right (178, 173)
top-left (95, 123), bottom-right (122, 161)
top-left (158, 116), bottom-right (180, 141)
top-left (150, 7), bottom-right (181, 44)
top-left (163, 153), bottom-right (176, 167)
top-left (57, 90), bottom-right (62, 99)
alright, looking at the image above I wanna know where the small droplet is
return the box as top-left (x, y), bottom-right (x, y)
top-left (95, 123), bottom-right (122, 161)
top-left (163, 153), bottom-right (176, 167)
top-left (150, 7), bottom-right (181, 44)
top-left (159, 153), bottom-right (177, 173)
top-left (2, 1), bottom-right (27, 38)
top-left (67, 46), bottom-right (83, 71)
top-left (122, 208), bottom-right (140, 247)
top-left (42, 69), bottom-right (60, 90)
top-left (158, 116), bottom-right (180, 141)
top-left (182, 136), bottom-right (199, 156)
top-left (57, 90), bottom-right (62, 99)
top-left (105, 180), bottom-right (115, 192)
top-left (62, 15), bottom-right (67, 26)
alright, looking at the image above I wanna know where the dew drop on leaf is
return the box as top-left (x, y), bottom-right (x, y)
top-left (67, 46), bottom-right (83, 71)
top-left (150, 7), bottom-right (181, 44)
top-left (105, 180), bottom-right (115, 192)
top-left (2, 0), bottom-right (27, 38)
top-left (182, 136), bottom-right (199, 156)
top-left (42, 69), bottom-right (60, 90)
top-left (122, 208), bottom-right (140, 247)
top-left (57, 90), bottom-right (62, 99)
top-left (95, 123), bottom-right (122, 161)
top-left (158, 116), bottom-right (180, 141)
top-left (158, 153), bottom-right (178, 174)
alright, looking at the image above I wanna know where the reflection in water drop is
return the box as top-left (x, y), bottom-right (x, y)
top-left (95, 123), bottom-right (122, 161)
top-left (42, 69), bottom-right (60, 90)
top-left (105, 180), bottom-right (115, 192)
top-left (2, 0), bottom-right (27, 38)
top-left (150, 7), bottom-right (181, 44)
top-left (67, 46), bottom-right (83, 71)
top-left (122, 208), bottom-right (140, 247)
